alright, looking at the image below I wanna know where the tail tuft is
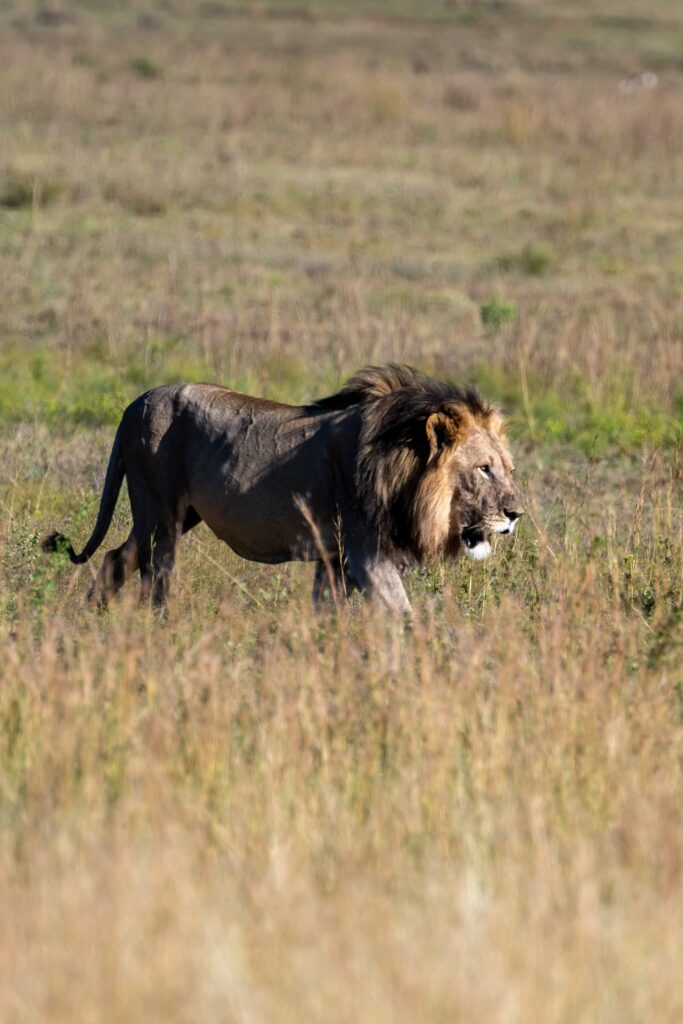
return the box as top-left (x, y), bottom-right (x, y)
top-left (42, 532), bottom-right (77, 560)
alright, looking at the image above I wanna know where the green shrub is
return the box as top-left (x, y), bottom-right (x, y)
top-left (497, 242), bottom-right (553, 277)
top-left (518, 242), bottom-right (553, 276)
top-left (128, 56), bottom-right (164, 79)
top-left (480, 298), bottom-right (518, 329)
top-left (0, 172), bottom-right (62, 209)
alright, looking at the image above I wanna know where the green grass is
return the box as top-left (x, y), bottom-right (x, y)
top-left (2, 342), bottom-right (680, 457)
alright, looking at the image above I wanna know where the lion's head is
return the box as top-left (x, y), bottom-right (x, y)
top-left (345, 365), bottom-right (523, 564)
top-left (445, 409), bottom-right (523, 561)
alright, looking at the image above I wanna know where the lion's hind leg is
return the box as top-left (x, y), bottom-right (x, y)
top-left (148, 507), bottom-right (201, 610)
top-left (89, 531), bottom-right (139, 608)
top-left (149, 519), bottom-right (182, 610)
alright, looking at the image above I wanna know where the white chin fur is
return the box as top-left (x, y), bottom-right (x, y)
top-left (465, 540), bottom-right (492, 561)
top-left (492, 518), bottom-right (516, 535)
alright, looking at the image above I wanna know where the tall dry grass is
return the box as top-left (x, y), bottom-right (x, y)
top-left (1, 454), bottom-right (682, 1022)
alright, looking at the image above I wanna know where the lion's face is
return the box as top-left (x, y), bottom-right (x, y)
top-left (451, 424), bottom-right (523, 560)
top-left (410, 407), bottom-right (523, 564)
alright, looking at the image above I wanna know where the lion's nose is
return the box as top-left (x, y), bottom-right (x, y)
top-left (505, 509), bottom-right (523, 522)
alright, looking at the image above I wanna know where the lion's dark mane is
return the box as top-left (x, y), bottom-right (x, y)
top-left (311, 364), bottom-right (493, 560)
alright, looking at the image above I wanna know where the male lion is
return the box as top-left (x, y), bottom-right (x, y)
top-left (43, 364), bottom-right (523, 614)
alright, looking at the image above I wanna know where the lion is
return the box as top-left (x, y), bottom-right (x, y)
top-left (43, 364), bottom-right (523, 614)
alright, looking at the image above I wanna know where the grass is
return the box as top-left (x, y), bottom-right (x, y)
top-left (1, 1), bottom-right (682, 1020)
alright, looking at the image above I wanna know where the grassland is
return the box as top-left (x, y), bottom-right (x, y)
top-left (1, 1), bottom-right (682, 1021)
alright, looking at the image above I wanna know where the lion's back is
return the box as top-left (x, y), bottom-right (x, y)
top-left (117, 381), bottom-right (355, 563)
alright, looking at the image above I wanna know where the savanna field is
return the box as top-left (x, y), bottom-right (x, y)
top-left (1, 1), bottom-right (682, 1020)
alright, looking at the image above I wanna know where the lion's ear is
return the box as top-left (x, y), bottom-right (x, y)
top-left (426, 410), bottom-right (467, 460)
top-left (426, 405), bottom-right (475, 460)
top-left (486, 409), bottom-right (507, 437)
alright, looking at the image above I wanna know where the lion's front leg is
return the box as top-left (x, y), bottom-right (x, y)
top-left (344, 549), bottom-right (412, 616)
top-left (311, 558), bottom-right (340, 607)
top-left (329, 491), bottom-right (412, 615)
top-left (311, 557), bottom-right (361, 608)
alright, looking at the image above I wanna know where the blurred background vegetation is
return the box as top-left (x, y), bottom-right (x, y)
top-left (1, 0), bottom-right (681, 450)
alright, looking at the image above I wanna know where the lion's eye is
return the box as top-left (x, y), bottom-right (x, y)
top-left (478, 465), bottom-right (491, 478)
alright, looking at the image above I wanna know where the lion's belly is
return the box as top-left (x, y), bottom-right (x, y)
top-left (198, 499), bottom-right (337, 563)
top-left (189, 472), bottom-right (339, 564)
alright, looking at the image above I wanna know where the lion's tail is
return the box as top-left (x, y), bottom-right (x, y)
top-left (42, 425), bottom-right (125, 565)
